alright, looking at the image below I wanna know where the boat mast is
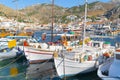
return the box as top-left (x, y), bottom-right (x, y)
top-left (82, 0), bottom-right (87, 52)
top-left (51, 0), bottom-right (54, 42)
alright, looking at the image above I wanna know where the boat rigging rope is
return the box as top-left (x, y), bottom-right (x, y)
top-left (0, 54), bottom-right (24, 71)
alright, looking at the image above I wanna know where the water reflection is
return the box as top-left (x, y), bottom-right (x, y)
top-left (26, 60), bottom-right (58, 80)
top-left (0, 56), bottom-right (28, 80)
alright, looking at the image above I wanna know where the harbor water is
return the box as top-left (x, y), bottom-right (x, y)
top-left (0, 30), bottom-right (120, 80)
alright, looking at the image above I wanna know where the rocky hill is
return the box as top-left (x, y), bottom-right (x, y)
top-left (104, 4), bottom-right (120, 20)
top-left (67, 1), bottom-right (115, 16)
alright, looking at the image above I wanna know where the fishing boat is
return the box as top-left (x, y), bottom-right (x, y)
top-left (0, 28), bottom-right (13, 38)
top-left (23, 44), bottom-right (61, 64)
top-left (53, 0), bottom-right (115, 78)
top-left (54, 40), bottom-right (115, 78)
top-left (23, 32), bottom-right (64, 63)
top-left (97, 48), bottom-right (120, 80)
top-left (23, 32), bottom-right (80, 64)
top-left (0, 39), bottom-right (23, 61)
top-left (0, 47), bottom-right (22, 61)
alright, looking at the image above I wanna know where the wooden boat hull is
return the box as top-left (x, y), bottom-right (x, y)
top-left (54, 57), bottom-right (97, 78)
top-left (24, 47), bottom-right (54, 63)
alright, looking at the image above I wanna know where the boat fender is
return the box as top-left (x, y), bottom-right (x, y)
top-left (84, 55), bottom-right (88, 61)
top-left (88, 55), bottom-right (92, 61)
top-left (53, 51), bottom-right (58, 58)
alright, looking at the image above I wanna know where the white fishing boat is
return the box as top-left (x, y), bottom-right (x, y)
top-left (54, 40), bottom-right (115, 78)
top-left (23, 35), bottom-right (65, 64)
top-left (23, 33), bottom-right (79, 64)
top-left (24, 45), bottom-right (62, 64)
top-left (0, 38), bottom-right (23, 61)
top-left (97, 48), bottom-right (120, 80)
top-left (0, 47), bottom-right (22, 61)
top-left (54, 0), bottom-right (115, 78)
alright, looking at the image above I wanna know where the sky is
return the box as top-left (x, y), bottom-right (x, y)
top-left (0, 0), bottom-right (111, 9)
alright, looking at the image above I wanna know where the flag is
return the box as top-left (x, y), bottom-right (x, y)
top-left (8, 40), bottom-right (16, 48)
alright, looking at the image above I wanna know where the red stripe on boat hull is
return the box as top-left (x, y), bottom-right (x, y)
top-left (25, 51), bottom-right (53, 55)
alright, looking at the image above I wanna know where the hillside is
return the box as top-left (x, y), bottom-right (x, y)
top-left (20, 3), bottom-right (67, 24)
top-left (0, 4), bottom-right (27, 22)
top-left (20, 1), bottom-right (116, 24)
top-left (0, 4), bottom-right (16, 18)
top-left (67, 1), bottom-right (116, 17)
top-left (0, 1), bottom-right (120, 23)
